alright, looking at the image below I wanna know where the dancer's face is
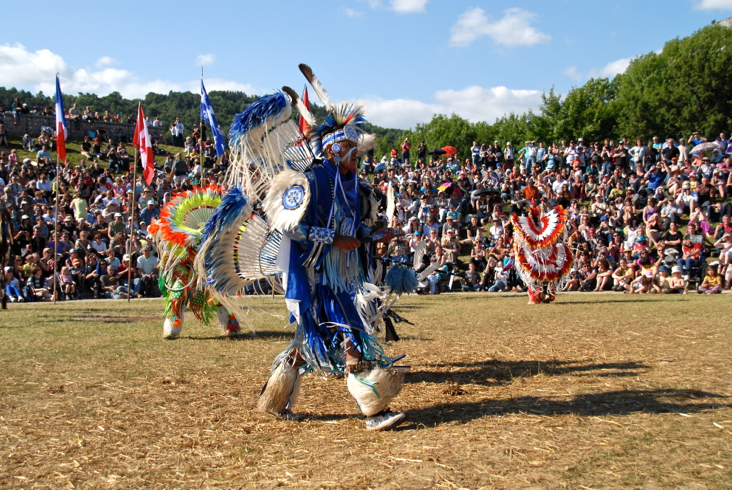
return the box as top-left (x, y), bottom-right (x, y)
top-left (328, 141), bottom-right (359, 175)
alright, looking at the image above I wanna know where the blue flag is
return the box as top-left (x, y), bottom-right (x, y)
top-left (200, 78), bottom-right (226, 158)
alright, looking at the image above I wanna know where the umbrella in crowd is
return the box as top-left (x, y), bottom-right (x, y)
top-left (442, 146), bottom-right (458, 157)
top-left (437, 182), bottom-right (464, 197)
top-left (691, 142), bottom-right (720, 153)
top-left (428, 148), bottom-right (447, 156)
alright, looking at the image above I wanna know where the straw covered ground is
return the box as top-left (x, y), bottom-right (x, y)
top-left (1, 293), bottom-right (731, 489)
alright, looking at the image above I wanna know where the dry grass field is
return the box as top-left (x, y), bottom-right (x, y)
top-left (1, 293), bottom-right (731, 489)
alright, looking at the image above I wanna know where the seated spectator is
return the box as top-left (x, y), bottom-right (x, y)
top-left (100, 264), bottom-right (128, 299)
top-left (665, 266), bottom-right (687, 294)
top-left (136, 245), bottom-right (159, 297)
top-left (462, 262), bottom-right (483, 292)
top-left (652, 265), bottom-right (670, 293)
top-left (59, 266), bottom-right (77, 300)
top-left (36, 145), bottom-right (51, 165)
top-left (90, 232), bottom-right (108, 254)
top-left (4, 268), bottom-right (23, 302)
top-left (628, 269), bottom-right (654, 294)
top-left (612, 257), bottom-right (633, 291)
top-left (26, 267), bottom-right (53, 301)
top-left (81, 106), bottom-right (94, 122)
top-left (440, 229), bottom-right (459, 263)
top-left (593, 259), bottom-right (613, 291)
top-left (487, 264), bottom-right (509, 292)
top-left (698, 263), bottom-right (722, 294)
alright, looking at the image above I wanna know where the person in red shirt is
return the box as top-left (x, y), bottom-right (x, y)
top-left (400, 137), bottom-right (411, 164)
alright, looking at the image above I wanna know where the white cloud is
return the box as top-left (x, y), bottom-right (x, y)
top-left (449, 7), bottom-right (551, 48)
top-left (390, 0), bottom-right (428, 14)
top-left (358, 0), bottom-right (427, 13)
top-left (563, 57), bottom-right (635, 82)
top-left (95, 56), bottom-right (118, 68)
top-left (195, 54), bottom-right (215, 66)
top-left (359, 0), bottom-right (381, 8)
top-left (364, 85), bottom-right (543, 129)
top-left (0, 43), bottom-right (257, 99)
top-left (563, 66), bottom-right (583, 81)
top-left (587, 57), bottom-right (634, 78)
top-left (695, 0), bottom-right (732, 10)
top-left (340, 7), bottom-right (364, 17)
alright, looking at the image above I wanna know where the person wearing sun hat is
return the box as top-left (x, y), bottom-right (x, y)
top-left (666, 265), bottom-right (687, 294)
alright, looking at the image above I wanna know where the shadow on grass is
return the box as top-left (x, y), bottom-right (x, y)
top-left (184, 330), bottom-right (294, 341)
top-left (557, 299), bottom-right (674, 305)
top-left (404, 388), bottom-right (730, 426)
top-left (406, 359), bottom-right (651, 387)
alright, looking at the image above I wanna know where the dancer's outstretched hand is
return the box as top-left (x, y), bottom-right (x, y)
top-left (334, 235), bottom-right (361, 251)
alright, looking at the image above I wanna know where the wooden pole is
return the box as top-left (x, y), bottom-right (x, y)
top-left (200, 67), bottom-right (205, 166)
top-left (128, 102), bottom-right (140, 302)
top-left (52, 152), bottom-right (60, 303)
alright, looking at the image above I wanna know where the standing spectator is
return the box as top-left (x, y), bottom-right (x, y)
top-left (503, 142), bottom-right (514, 170)
top-left (400, 137), bottom-right (411, 165)
top-left (417, 140), bottom-right (427, 163)
top-left (172, 153), bottom-right (188, 185)
top-left (471, 141), bottom-right (480, 166)
top-left (170, 118), bottom-right (185, 147)
top-left (12, 97), bottom-right (22, 124)
top-left (0, 123), bottom-right (8, 147)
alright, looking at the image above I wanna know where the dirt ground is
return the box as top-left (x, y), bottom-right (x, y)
top-left (1, 293), bottom-right (731, 489)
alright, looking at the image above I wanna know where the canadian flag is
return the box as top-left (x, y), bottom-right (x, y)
top-left (133, 104), bottom-right (155, 185)
top-left (298, 86), bottom-right (311, 135)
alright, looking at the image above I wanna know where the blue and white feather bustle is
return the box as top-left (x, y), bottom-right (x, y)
top-left (226, 92), bottom-right (313, 201)
top-left (194, 186), bottom-right (283, 322)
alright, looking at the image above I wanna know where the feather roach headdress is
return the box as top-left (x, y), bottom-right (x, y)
top-left (297, 64), bottom-right (374, 158)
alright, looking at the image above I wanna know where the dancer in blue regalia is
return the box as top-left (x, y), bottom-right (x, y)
top-left (257, 67), bottom-right (408, 430)
top-left (195, 65), bottom-right (412, 431)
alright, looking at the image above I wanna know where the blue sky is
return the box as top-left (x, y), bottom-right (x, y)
top-left (1, 0), bottom-right (730, 129)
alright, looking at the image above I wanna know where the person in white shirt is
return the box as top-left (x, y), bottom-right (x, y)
top-left (676, 183), bottom-right (698, 213)
top-left (552, 174), bottom-right (566, 195)
top-left (36, 174), bottom-right (52, 192)
top-left (170, 118), bottom-right (185, 147)
top-left (629, 139), bottom-right (648, 172)
top-left (136, 245), bottom-right (160, 297)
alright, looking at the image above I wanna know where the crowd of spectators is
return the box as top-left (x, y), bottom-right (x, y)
top-left (2, 96), bottom-right (730, 300)
top-left (0, 105), bottom-right (230, 302)
top-left (363, 134), bottom-right (732, 295)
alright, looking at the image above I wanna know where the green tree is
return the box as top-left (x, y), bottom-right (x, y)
top-left (616, 23), bottom-right (732, 140)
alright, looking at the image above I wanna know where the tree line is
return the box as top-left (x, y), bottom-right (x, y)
top-left (383, 22), bottom-right (732, 160)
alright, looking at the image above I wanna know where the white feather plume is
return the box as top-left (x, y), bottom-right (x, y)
top-left (386, 183), bottom-right (396, 224)
top-left (358, 133), bottom-right (377, 153)
top-left (299, 64), bottom-right (331, 110)
top-left (412, 240), bottom-right (427, 269)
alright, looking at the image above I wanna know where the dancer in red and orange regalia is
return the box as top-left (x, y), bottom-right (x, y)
top-left (511, 202), bottom-right (574, 304)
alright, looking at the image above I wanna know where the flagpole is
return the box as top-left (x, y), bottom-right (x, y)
top-left (128, 102), bottom-right (140, 303)
top-left (52, 152), bottom-right (60, 303)
top-left (200, 67), bottom-right (204, 165)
